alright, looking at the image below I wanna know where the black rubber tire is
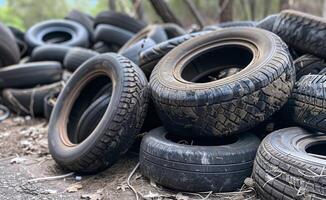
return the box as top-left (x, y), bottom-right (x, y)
top-left (25, 19), bottom-right (89, 49)
top-left (118, 25), bottom-right (168, 53)
top-left (294, 54), bottom-right (326, 80)
top-left (63, 47), bottom-right (99, 72)
top-left (94, 24), bottom-right (134, 46)
top-left (139, 31), bottom-right (209, 78)
top-left (140, 127), bottom-right (260, 192)
top-left (256, 14), bottom-right (278, 32)
top-left (48, 53), bottom-right (149, 173)
top-left (0, 61), bottom-right (62, 89)
top-left (318, 67), bottom-right (326, 75)
top-left (272, 10), bottom-right (326, 59)
top-left (92, 42), bottom-right (119, 53)
top-left (150, 27), bottom-right (295, 137)
top-left (8, 26), bottom-right (29, 57)
top-left (44, 91), bottom-right (60, 121)
top-left (253, 127), bottom-right (326, 200)
top-left (30, 45), bottom-right (70, 63)
top-left (0, 23), bottom-right (20, 67)
top-left (94, 11), bottom-right (146, 33)
top-left (121, 38), bottom-right (156, 66)
top-left (2, 82), bottom-right (62, 117)
top-left (218, 20), bottom-right (257, 28)
top-left (287, 75), bottom-right (326, 133)
top-left (65, 9), bottom-right (94, 42)
top-left (161, 23), bottom-right (186, 38)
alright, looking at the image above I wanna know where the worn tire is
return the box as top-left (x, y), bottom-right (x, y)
top-left (94, 24), bottom-right (134, 46)
top-left (92, 42), bottom-right (119, 53)
top-left (272, 10), bottom-right (326, 59)
top-left (63, 47), bottom-right (99, 72)
top-left (2, 82), bottom-right (62, 116)
top-left (139, 31), bottom-right (209, 78)
top-left (30, 45), bottom-right (70, 63)
top-left (253, 127), bottom-right (326, 200)
top-left (150, 27), bottom-right (295, 137)
top-left (9, 26), bottom-right (29, 57)
top-left (25, 19), bottom-right (89, 49)
top-left (218, 20), bottom-right (257, 28)
top-left (65, 9), bottom-right (94, 42)
top-left (162, 23), bottom-right (186, 38)
top-left (256, 14), bottom-right (278, 32)
top-left (48, 53), bottom-right (149, 173)
top-left (0, 23), bottom-right (20, 67)
top-left (288, 75), bottom-right (326, 133)
top-left (294, 54), bottom-right (326, 80)
top-left (140, 127), bottom-right (260, 192)
top-left (94, 11), bottom-right (146, 33)
top-left (0, 61), bottom-right (62, 89)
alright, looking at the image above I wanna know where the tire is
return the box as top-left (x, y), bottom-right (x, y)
top-left (140, 127), bottom-right (260, 192)
top-left (94, 11), bottom-right (146, 33)
top-left (253, 127), bottom-right (326, 200)
top-left (63, 47), bottom-right (99, 72)
top-left (2, 82), bottom-right (62, 117)
top-left (272, 10), bottom-right (326, 59)
top-left (65, 9), bottom-right (94, 42)
top-left (256, 14), bottom-right (278, 32)
top-left (48, 53), bottom-right (149, 173)
top-left (25, 19), bottom-right (89, 49)
top-left (218, 20), bottom-right (257, 28)
top-left (139, 31), bottom-right (209, 78)
top-left (287, 75), bottom-right (326, 133)
top-left (162, 23), bottom-right (186, 38)
top-left (294, 54), bottom-right (326, 80)
top-left (92, 42), bottom-right (119, 53)
top-left (118, 25), bottom-right (168, 53)
top-left (0, 23), bottom-right (20, 67)
top-left (121, 38), bottom-right (156, 66)
top-left (0, 61), bottom-right (62, 89)
top-left (30, 45), bottom-right (70, 63)
top-left (44, 91), bottom-right (60, 121)
top-left (94, 24), bottom-right (134, 46)
top-left (9, 26), bottom-right (29, 57)
top-left (150, 27), bottom-right (295, 137)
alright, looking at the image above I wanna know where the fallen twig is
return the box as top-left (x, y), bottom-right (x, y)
top-left (28, 172), bottom-right (74, 183)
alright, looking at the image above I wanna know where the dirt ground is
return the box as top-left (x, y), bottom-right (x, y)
top-left (0, 116), bottom-right (257, 200)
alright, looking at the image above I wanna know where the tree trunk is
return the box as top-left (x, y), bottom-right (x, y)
top-left (323, 0), bottom-right (326, 17)
top-left (149, 0), bottom-right (183, 26)
top-left (279, 0), bottom-right (290, 10)
top-left (184, 0), bottom-right (205, 28)
top-left (133, 0), bottom-right (146, 21)
top-left (219, 0), bottom-right (233, 22)
top-left (108, 0), bottom-right (116, 11)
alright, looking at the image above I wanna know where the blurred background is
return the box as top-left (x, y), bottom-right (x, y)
top-left (0, 0), bottom-right (325, 30)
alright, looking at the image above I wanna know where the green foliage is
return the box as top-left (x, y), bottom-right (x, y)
top-left (0, 6), bottom-right (24, 30)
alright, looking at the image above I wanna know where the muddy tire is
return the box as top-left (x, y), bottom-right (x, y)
top-left (48, 53), bottom-right (148, 173)
top-left (273, 10), bottom-right (326, 59)
top-left (288, 75), bottom-right (326, 132)
top-left (150, 27), bottom-right (295, 137)
top-left (140, 127), bottom-right (260, 192)
top-left (294, 54), bottom-right (326, 80)
top-left (253, 127), bottom-right (326, 200)
top-left (63, 47), bottom-right (99, 72)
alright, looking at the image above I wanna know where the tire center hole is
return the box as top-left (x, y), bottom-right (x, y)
top-left (306, 142), bottom-right (326, 159)
top-left (181, 44), bottom-right (253, 83)
top-left (165, 133), bottom-right (238, 146)
top-left (43, 31), bottom-right (72, 44)
top-left (67, 75), bottom-right (112, 144)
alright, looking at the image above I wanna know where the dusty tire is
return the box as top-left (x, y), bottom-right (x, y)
top-left (0, 23), bottom-right (20, 67)
top-left (140, 127), bottom-right (260, 192)
top-left (30, 45), bottom-right (70, 63)
top-left (94, 11), bottom-right (146, 33)
top-left (63, 47), bottom-right (99, 72)
top-left (25, 19), bottom-right (89, 49)
top-left (94, 24), bottom-right (134, 46)
top-left (0, 61), bottom-right (62, 89)
top-left (288, 75), bottom-right (326, 132)
top-left (161, 23), bottom-right (186, 38)
top-left (294, 54), bottom-right (326, 80)
top-left (65, 9), bottom-right (94, 42)
top-left (253, 127), bottom-right (326, 200)
top-left (2, 82), bottom-right (62, 116)
top-left (48, 53), bottom-right (149, 173)
top-left (139, 31), bottom-right (209, 78)
top-left (150, 27), bottom-right (295, 137)
top-left (272, 10), bottom-right (326, 59)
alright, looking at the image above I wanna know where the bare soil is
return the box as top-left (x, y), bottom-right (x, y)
top-left (0, 116), bottom-right (257, 200)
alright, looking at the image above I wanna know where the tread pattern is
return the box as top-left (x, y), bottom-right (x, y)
top-left (149, 30), bottom-right (295, 137)
top-left (288, 75), bottom-right (326, 133)
top-left (54, 55), bottom-right (149, 173)
top-left (273, 10), bottom-right (326, 59)
top-left (294, 54), bottom-right (326, 80)
top-left (252, 129), bottom-right (326, 200)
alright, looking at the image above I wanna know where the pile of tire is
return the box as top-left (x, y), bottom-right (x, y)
top-left (1, 8), bottom-right (326, 198)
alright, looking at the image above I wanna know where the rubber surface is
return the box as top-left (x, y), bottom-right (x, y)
top-left (63, 47), bottom-right (99, 72)
top-left (65, 9), bottom-right (94, 42)
top-left (0, 23), bottom-right (20, 67)
top-left (30, 45), bottom-right (70, 63)
top-left (94, 24), bottom-right (134, 46)
top-left (294, 54), bottom-right (326, 80)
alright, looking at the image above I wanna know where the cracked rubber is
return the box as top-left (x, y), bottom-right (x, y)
top-left (253, 127), bottom-right (326, 200)
top-left (287, 75), bottom-right (326, 132)
top-left (294, 54), bottom-right (326, 80)
top-left (48, 53), bottom-right (149, 173)
top-left (149, 27), bottom-right (295, 137)
top-left (140, 127), bottom-right (260, 192)
top-left (272, 10), bottom-right (326, 59)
